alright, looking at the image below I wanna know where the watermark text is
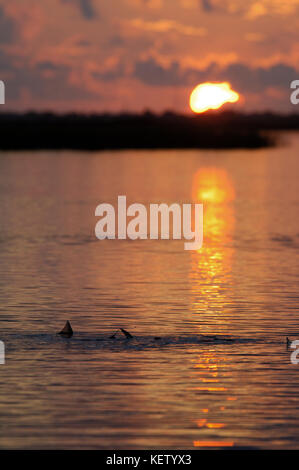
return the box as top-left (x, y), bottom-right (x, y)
top-left (95, 196), bottom-right (203, 251)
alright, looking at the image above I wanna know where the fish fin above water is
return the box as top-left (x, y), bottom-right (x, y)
top-left (120, 328), bottom-right (133, 339)
top-left (58, 320), bottom-right (73, 337)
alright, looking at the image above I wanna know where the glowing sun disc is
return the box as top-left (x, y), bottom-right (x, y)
top-left (190, 82), bottom-right (239, 113)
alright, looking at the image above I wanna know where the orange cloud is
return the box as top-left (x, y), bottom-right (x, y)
top-left (127, 18), bottom-right (206, 36)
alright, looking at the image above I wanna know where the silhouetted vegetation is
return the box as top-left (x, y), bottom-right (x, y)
top-left (0, 110), bottom-right (298, 151)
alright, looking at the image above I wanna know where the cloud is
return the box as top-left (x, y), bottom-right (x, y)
top-left (129, 0), bottom-right (162, 8)
top-left (127, 18), bottom-right (206, 36)
top-left (0, 49), bottom-right (14, 71)
top-left (5, 3), bottom-right (44, 41)
top-left (142, 0), bottom-right (163, 7)
top-left (92, 62), bottom-right (126, 82)
top-left (246, 2), bottom-right (267, 19)
top-left (0, 6), bottom-right (16, 43)
top-left (224, 63), bottom-right (298, 93)
top-left (245, 33), bottom-right (265, 42)
top-left (200, 0), bottom-right (213, 11)
top-left (197, 0), bottom-right (299, 17)
top-left (135, 58), bottom-right (185, 86)
top-left (62, 0), bottom-right (98, 20)
top-left (108, 35), bottom-right (125, 47)
top-left (1, 52), bottom-right (98, 105)
top-left (78, 0), bottom-right (97, 19)
top-left (133, 57), bottom-right (299, 93)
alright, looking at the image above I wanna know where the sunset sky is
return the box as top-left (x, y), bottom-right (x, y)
top-left (1, 0), bottom-right (299, 113)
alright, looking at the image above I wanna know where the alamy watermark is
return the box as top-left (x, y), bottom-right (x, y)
top-left (95, 196), bottom-right (203, 250)
top-left (290, 80), bottom-right (299, 105)
top-left (0, 341), bottom-right (5, 364)
top-left (0, 81), bottom-right (5, 104)
top-left (290, 340), bottom-right (299, 365)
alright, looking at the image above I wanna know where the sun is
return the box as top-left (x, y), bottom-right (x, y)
top-left (189, 82), bottom-right (239, 114)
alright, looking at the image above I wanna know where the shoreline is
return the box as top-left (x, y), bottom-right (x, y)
top-left (0, 110), bottom-right (285, 150)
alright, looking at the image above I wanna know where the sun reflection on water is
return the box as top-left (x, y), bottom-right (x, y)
top-left (189, 168), bottom-right (236, 447)
top-left (189, 167), bottom-right (236, 335)
top-left (189, 349), bottom-right (236, 448)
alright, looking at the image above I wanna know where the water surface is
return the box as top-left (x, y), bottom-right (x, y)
top-left (0, 133), bottom-right (299, 449)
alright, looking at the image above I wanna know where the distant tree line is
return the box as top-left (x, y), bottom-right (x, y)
top-left (0, 110), bottom-right (297, 150)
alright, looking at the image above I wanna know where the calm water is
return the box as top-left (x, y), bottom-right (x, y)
top-left (0, 133), bottom-right (299, 449)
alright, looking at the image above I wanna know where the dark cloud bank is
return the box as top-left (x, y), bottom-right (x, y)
top-left (134, 57), bottom-right (298, 93)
